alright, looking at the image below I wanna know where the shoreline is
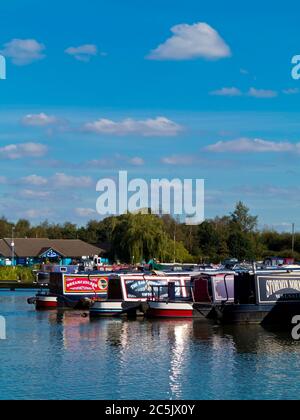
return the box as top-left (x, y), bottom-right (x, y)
top-left (0, 281), bottom-right (42, 290)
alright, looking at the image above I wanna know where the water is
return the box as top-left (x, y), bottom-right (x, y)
top-left (1, 291), bottom-right (300, 400)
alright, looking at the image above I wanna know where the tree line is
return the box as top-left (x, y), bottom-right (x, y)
top-left (0, 202), bottom-right (298, 263)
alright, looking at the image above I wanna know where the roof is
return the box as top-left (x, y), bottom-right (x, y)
top-left (0, 238), bottom-right (103, 258)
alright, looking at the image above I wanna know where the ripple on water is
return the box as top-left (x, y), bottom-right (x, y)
top-left (1, 291), bottom-right (300, 400)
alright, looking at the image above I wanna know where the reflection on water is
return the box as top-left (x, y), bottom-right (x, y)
top-left (1, 291), bottom-right (300, 400)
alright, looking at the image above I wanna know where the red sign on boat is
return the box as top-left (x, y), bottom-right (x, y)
top-left (63, 275), bottom-right (108, 295)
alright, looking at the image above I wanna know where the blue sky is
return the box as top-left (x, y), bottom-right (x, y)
top-left (1, 0), bottom-right (300, 230)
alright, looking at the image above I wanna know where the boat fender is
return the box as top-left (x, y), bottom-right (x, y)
top-left (140, 302), bottom-right (149, 314)
top-left (79, 298), bottom-right (93, 309)
top-left (27, 297), bottom-right (36, 305)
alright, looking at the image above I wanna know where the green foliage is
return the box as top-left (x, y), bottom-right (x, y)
top-left (109, 213), bottom-right (191, 263)
top-left (162, 239), bottom-right (195, 263)
top-left (0, 217), bottom-right (14, 238)
top-left (230, 201), bottom-right (258, 233)
top-left (0, 202), bottom-right (297, 263)
top-left (227, 229), bottom-right (256, 261)
top-left (0, 267), bottom-right (35, 283)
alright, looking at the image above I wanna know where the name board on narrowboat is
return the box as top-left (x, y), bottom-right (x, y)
top-left (63, 274), bottom-right (108, 295)
top-left (257, 275), bottom-right (300, 303)
top-left (123, 278), bottom-right (187, 300)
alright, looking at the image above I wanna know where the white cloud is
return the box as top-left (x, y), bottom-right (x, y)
top-left (75, 208), bottom-right (97, 217)
top-left (22, 209), bottom-right (51, 219)
top-left (240, 68), bottom-right (249, 75)
top-left (161, 155), bottom-right (196, 165)
top-left (88, 158), bottom-right (114, 168)
top-left (21, 175), bottom-right (48, 186)
top-left (248, 88), bottom-right (278, 98)
top-left (51, 173), bottom-right (93, 188)
top-left (210, 87), bottom-right (281, 98)
top-left (210, 87), bottom-right (242, 97)
top-left (18, 173), bottom-right (92, 190)
top-left (88, 155), bottom-right (145, 168)
top-left (65, 44), bottom-right (101, 62)
top-left (282, 88), bottom-right (300, 95)
top-left (129, 157), bottom-right (145, 166)
top-left (21, 189), bottom-right (50, 199)
top-left (22, 113), bottom-right (58, 127)
top-left (84, 116), bottom-right (182, 137)
top-left (0, 143), bottom-right (48, 159)
top-left (206, 138), bottom-right (299, 153)
top-left (148, 22), bottom-right (231, 61)
top-left (235, 185), bottom-right (300, 198)
top-left (1, 39), bottom-right (45, 65)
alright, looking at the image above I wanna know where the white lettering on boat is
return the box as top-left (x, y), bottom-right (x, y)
top-left (266, 279), bottom-right (300, 298)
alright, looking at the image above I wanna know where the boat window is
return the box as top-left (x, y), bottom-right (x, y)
top-left (108, 278), bottom-right (123, 299)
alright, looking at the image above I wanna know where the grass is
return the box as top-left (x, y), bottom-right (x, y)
top-left (0, 267), bottom-right (35, 283)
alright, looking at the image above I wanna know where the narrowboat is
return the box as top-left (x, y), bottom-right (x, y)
top-left (28, 272), bottom-right (110, 310)
top-left (210, 270), bottom-right (300, 325)
top-left (262, 256), bottom-right (299, 268)
top-left (27, 274), bottom-right (58, 310)
top-left (89, 274), bottom-right (191, 317)
top-left (147, 272), bottom-right (234, 319)
top-left (147, 280), bottom-right (193, 318)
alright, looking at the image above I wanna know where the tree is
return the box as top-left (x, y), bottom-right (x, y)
top-left (15, 219), bottom-right (31, 238)
top-left (162, 238), bottom-right (194, 263)
top-left (120, 213), bottom-right (168, 263)
top-left (228, 228), bottom-right (256, 260)
top-left (0, 217), bottom-right (13, 238)
top-left (231, 201), bottom-right (258, 233)
top-left (0, 203), bottom-right (297, 263)
top-left (60, 223), bottom-right (77, 239)
top-left (197, 221), bottom-right (220, 260)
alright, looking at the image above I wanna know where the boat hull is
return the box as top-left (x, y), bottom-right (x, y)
top-left (90, 300), bottom-right (142, 317)
top-left (35, 295), bottom-right (58, 310)
top-left (57, 294), bottom-right (99, 309)
top-left (212, 301), bottom-right (300, 325)
top-left (193, 303), bottom-right (215, 319)
top-left (147, 301), bottom-right (194, 318)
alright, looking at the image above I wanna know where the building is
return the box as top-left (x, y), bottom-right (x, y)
top-left (0, 238), bottom-right (103, 266)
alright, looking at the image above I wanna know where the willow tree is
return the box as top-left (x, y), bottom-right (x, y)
top-left (122, 213), bottom-right (168, 263)
top-left (108, 213), bottom-right (191, 263)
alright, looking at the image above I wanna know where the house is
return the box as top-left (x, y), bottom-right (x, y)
top-left (0, 238), bottom-right (104, 266)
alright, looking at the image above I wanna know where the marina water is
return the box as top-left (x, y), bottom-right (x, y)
top-left (1, 290), bottom-right (300, 400)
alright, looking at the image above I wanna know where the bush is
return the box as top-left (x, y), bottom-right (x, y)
top-left (0, 267), bottom-right (35, 283)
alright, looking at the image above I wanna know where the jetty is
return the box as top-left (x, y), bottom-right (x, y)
top-left (0, 281), bottom-right (43, 290)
